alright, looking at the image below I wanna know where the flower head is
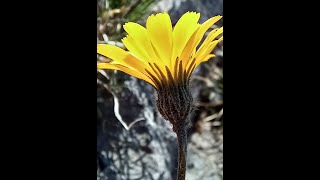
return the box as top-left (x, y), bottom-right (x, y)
top-left (97, 12), bottom-right (223, 130)
top-left (97, 12), bottom-right (223, 89)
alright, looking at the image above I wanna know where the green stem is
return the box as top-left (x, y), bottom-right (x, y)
top-left (176, 126), bottom-right (187, 180)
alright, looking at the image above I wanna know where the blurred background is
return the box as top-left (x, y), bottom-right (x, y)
top-left (97, 0), bottom-right (223, 179)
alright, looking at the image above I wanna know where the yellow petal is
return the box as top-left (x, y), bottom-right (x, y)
top-left (179, 27), bottom-right (199, 69)
top-left (180, 16), bottom-right (222, 61)
top-left (122, 35), bottom-right (150, 64)
top-left (172, 12), bottom-right (200, 66)
top-left (186, 54), bottom-right (216, 77)
top-left (202, 54), bottom-right (216, 62)
top-left (122, 22), bottom-right (159, 64)
top-left (97, 63), bottom-right (156, 87)
top-left (195, 16), bottom-right (222, 47)
top-left (194, 40), bottom-right (220, 68)
top-left (198, 27), bottom-right (223, 51)
top-left (97, 44), bottom-right (146, 74)
top-left (146, 12), bottom-right (173, 68)
top-left (193, 27), bottom-right (222, 60)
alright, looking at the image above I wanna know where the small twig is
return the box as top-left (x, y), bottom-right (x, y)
top-left (201, 108), bottom-right (223, 122)
top-left (215, 108), bottom-right (223, 122)
top-left (97, 80), bottom-right (145, 130)
top-left (97, 70), bottom-right (110, 80)
top-left (127, 118), bottom-right (145, 130)
top-left (96, 80), bottom-right (129, 130)
top-left (112, 94), bottom-right (145, 130)
top-left (201, 114), bottom-right (219, 122)
top-left (97, 33), bottom-right (125, 48)
top-left (102, 33), bottom-right (109, 43)
top-left (112, 94), bottom-right (130, 130)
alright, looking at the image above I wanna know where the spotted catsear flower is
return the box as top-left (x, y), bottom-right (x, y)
top-left (98, 12), bottom-right (223, 131)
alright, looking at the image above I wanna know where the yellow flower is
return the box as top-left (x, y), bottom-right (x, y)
top-left (97, 12), bottom-right (223, 89)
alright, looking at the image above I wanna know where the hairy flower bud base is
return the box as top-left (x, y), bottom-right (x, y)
top-left (156, 82), bottom-right (193, 132)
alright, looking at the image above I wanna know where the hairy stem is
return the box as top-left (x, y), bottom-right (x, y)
top-left (176, 126), bottom-right (187, 180)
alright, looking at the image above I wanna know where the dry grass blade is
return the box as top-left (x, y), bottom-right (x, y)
top-left (97, 69), bottom-right (110, 80)
top-left (97, 79), bottom-right (145, 131)
top-left (201, 108), bottom-right (223, 123)
top-left (112, 92), bottom-right (146, 130)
